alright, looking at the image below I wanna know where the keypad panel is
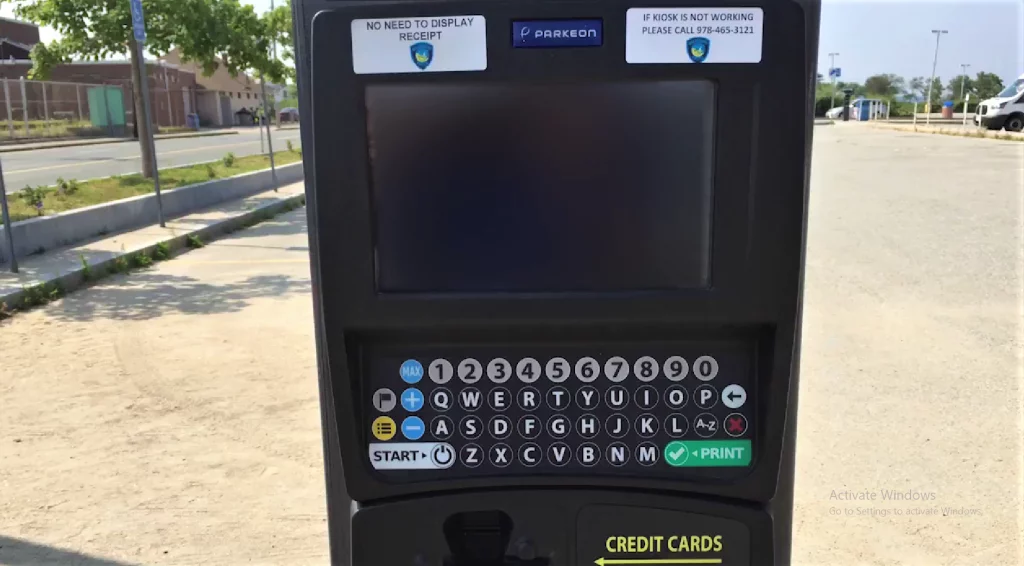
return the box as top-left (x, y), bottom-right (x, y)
top-left (364, 342), bottom-right (754, 481)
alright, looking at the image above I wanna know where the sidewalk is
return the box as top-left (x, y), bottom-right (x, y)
top-left (0, 181), bottom-right (305, 311)
top-left (0, 129), bottom-right (239, 153)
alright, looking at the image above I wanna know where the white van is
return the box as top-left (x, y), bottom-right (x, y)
top-left (974, 73), bottom-right (1024, 131)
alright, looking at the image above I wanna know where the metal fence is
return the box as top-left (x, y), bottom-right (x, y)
top-left (0, 78), bottom-right (195, 141)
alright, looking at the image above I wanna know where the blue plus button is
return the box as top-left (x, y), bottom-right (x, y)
top-left (400, 359), bottom-right (423, 384)
top-left (401, 388), bottom-right (425, 412)
top-left (401, 416), bottom-right (425, 440)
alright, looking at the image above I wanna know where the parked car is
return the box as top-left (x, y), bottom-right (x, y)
top-left (825, 105), bottom-right (852, 119)
top-left (279, 107), bottom-right (300, 123)
top-left (974, 72), bottom-right (1024, 131)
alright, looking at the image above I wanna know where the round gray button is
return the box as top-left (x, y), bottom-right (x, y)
top-left (722, 384), bottom-right (747, 409)
top-left (428, 358), bottom-right (453, 384)
top-left (372, 388), bottom-right (397, 412)
top-left (693, 355), bottom-right (719, 381)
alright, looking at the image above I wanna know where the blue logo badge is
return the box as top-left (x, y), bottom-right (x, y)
top-left (511, 19), bottom-right (603, 48)
top-left (401, 416), bottom-right (425, 440)
top-left (410, 42), bottom-right (434, 70)
top-left (400, 359), bottom-right (423, 384)
top-left (401, 388), bottom-right (425, 412)
top-left (686, 37), bottom-right (711, 63)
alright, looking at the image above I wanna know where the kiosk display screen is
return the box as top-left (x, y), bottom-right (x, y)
top-left (366, 80), bottom-right (716, 293)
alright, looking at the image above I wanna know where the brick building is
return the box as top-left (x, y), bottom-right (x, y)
top-left (0, 16), bottom-right (39, 60)
top-left (0, 17), bottom-right (197, 128)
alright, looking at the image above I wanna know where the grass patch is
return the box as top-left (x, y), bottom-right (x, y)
top-left (1, 150), bottom-right (302, 225)
top-left (0, 119), bottom-right (105, 140)
top-left (129, 251), bottom-right (154, 268)
top-left (153, 242), bottom-right (171, 261)
top-left (79, 253), bottom-right (93, 281)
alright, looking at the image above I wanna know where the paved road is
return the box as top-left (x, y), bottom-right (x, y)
top-left (0, 127), bottom-right (1021, 565)
top-left (1, 128), bottom-right (302, 193)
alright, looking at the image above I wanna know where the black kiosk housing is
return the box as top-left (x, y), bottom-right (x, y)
top-left (294, 1), bottom-right (820, 564)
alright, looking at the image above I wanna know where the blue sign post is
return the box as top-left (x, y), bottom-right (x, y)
top-left (130, 0), bottom-right (146, 43)
top-left (127, 0), bottom-right (164, 227)
top-left (829, 67), bottom-right (841, 78)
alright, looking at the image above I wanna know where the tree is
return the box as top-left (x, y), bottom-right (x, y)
top-left (7, 0), bottom-right (268, 178)
top-left (929, 76), bottom-right (942, 104)
top-left (265, 0), bottom-right (294, 76)
top-left (946, 74), bottom-right (975, 101)
top-left (25, 41), bottom-right (64, 79)
top-left (835, 81), bottom-right (866, 97)
top-left (864, 73), bottom-right (905, 98)
top-left (906, 76), bottom-right (926, 101)
top-left (974, 72), bottom-right (1005, 99)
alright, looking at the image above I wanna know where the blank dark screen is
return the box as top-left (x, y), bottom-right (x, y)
top-left (367, 81), bottom-right (714, 293)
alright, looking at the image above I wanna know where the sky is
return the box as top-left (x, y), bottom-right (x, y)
top-left (2, 0), bottom-right (1022, 84)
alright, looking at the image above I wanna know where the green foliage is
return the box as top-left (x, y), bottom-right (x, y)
top-left (47, 283), bottom-right (63, 301)
top-left (206, 164), bottom-right (217, 179)
top-left (18, 185), bottom-right (46, 215)
top-left (222, 152), bottom-right (236, 167)
top-left (79, 253), bottom-right (92, 280)
top-left (154, 242), bottom-right (171, 261)
top-left (20, 285), bottom-right (47, 308)
top-left (3, 149), bottom-right (302, 224)
top-left (109, 255), bottom-right (130, 274)
top-left (814, 97), bottom-right (834, 117)
top-left (864, 74), bottom-right (905, 98)
top-left (13, 0), bottom-right (286, 88)
top-left (927, 77), bottom-right (944, 105)
top-left (286, 140), bottom-right (294, 152)
top-left (19, 283), bottom-right (62, 308)
top-left (186, 234), bottom-right (205, 249)
top-left (973, 72), bottom-right (1004, 99)
top-left (947, 75), bottom-right (975, 101)
top-left (26, 41), bottom-right (64, 80)
top-left (55, 177), bottom-right (80, 196)
top-left (130, 251), bottom-right (154, 268)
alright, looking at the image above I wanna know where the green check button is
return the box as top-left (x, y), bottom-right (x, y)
top-left (664, 440), bottom-right (752, 467)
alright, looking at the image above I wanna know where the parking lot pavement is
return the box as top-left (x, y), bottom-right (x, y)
top-left (793, 126), bottom-right (1022, 565)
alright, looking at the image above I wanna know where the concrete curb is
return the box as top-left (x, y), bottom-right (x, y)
top-left (866, 123), bottom-right (1024, 141)
top-left (0, 130), bottom-right (239, 153)
top-left (0, 192), bottom-right (306, 313)
top-left (1, 161), bottom-right (303, 263)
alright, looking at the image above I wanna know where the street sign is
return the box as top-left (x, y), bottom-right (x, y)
top-left (129, 0), bottom-right (146, 43)
top-left (829, 67), bottom-right (841, 78)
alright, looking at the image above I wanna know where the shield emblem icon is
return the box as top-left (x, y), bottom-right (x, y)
top-left (686, 37), bottom-right (710, 63)
top-left (410, 42), bottom-right (434, 70)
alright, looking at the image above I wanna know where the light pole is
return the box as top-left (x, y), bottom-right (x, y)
top-left (829, 52), bottom-right (840, 109)
top-left (925, 29), bottom-right (948, 125)
top-left (959, 63), bottom-right (971, 113)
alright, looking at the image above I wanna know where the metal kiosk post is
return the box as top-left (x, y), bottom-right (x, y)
top-left (294, 1), bottom-right (820, 564)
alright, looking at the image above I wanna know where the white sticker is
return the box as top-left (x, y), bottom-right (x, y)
top-left (369, 442), bottom-right (455, 470)
top-left (625, 8), bottom-right (763, 64)
top-left (351, 16), bottom-right (487, 75)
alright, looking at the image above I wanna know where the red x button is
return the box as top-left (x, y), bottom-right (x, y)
top-left (725, 413), bottom-right (748, 437)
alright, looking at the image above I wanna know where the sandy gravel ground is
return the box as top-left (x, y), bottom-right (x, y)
top-left (1, 209), bottom-right (327, 565)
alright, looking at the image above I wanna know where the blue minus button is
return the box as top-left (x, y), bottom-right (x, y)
top-left (401, 416), bottom-right (425, 440)
top-left (512, 19), bottom-right (603, 48)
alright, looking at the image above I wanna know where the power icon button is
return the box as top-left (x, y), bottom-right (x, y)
top-left (431, 443), bottom-right (455, 469)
